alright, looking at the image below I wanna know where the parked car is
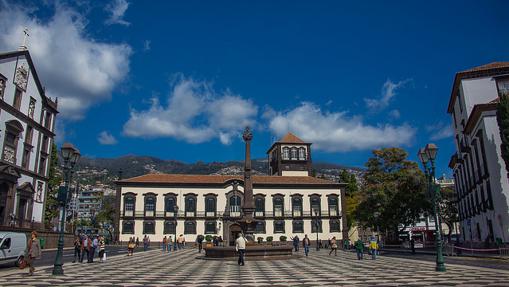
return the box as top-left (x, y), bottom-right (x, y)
top-left (0, 232), bottom-right (27, 267)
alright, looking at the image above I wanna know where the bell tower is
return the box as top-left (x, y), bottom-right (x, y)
top-left (267, 132), bottom-right (312, 176)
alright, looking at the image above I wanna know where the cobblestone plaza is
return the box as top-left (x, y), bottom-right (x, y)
top-left (2, 248), bottom-right (509, 286)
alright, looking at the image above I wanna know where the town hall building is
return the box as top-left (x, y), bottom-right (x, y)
top-left (116, 133), bottom-right (346, 245)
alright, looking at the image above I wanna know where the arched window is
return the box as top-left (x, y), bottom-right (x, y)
top-left (164, 195), bottom-right (176, 217)
top-left (328, 195), bottom-right (339, 217)
top-left (274, 220), bottom-right (285, 233)
top-left (310, 195), bottom-right (321, 216)
top-left (282, 147), bottom-right (290, 160)
top-left (185, 194), bottom-right (197, 217)
top-left (164, 220), bottom-right (176, 234)
top-left (255, 220), bottom-right (266, 234)
top-left (205, 196), bottom-right (216, 217)
top-left (143, 220), bottom-right (155, 234)
top-left (298, 147), bottom-right (306, 160)
top-left (205, 221), bottom-right (216, 234)
top-left (144, 194), bottom-right (156, 217)
top-left (2, 120), bottom-right (23, 164)
top-left (229, 195), bottom-right (242, 217)
top-left (273, 195), bottom-right (284, 217)
top-left (292, 220), bottom-right (304, 233)
top-left (122, 221), bottom-right (134, 234)
top-left (184, 220), bottom-right (196, 234)
top-left (255, 196), bottom-right (265, 217)
top-left (124, 195), bottom-right (135, 217)
top-left (330, 219), bottom-right (341, 232)
top-left (290, 147), bottom-right (298, 160)
top-left (292, 196), bottom-right (302, 217)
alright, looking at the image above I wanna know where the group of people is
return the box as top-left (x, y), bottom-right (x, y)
top-left (160, 234), bottom-right (187, 252)
top-left (289, 234), bottom-right (379, 260)
top-left (73, 233), bottom-right (106, 263)
top-left (353, 237), bottom-right (379, 260)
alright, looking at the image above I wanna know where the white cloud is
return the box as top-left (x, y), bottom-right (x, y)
top-left (143, 40), bottom-right (151, 51)
top-left (268, 102), bottom-right (416, 152)
top-left (123, 76), bottom-right (258, 145)
top-left (98, 131), bottom-right (118, 145)
top-left (105, 0), bottom-right (130, 26)
top-left (365, 79), bottom-right (411, 111)
top-left (0, 2), bottom-right (132, 120)
top-left (389, 109), bottom-right (401, 119)
top-left (426, 122), bottom-right (454, 141)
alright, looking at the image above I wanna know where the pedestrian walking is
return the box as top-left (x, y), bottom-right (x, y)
top-left (81, 235), bottom-right (89, 263)
top-left (410, 238), bottom-right (415, 254)
top-left (72, 235), bottom-right (81, 263)
top-left (90, 235), bottom-right (98, 263)
top-left (343, 238), bottom-right (350, 251)
top-left (143, 235), bottom-right (150, 251)
top-left (162, 236), bottom-right (167, 252)
top-left (369, 239), bottom-right (378, 260)
top-left (127, 238), bottom-right (135, 256)
top-left (329, 236), bottom-right (338, 256)
top-left (167, 236), bottom-right (173, 252)
top-left (355, 239), bottom-right (364, 260)
top-left (303, 234), bottom-right (310, 257)
top-left (26, 231), bottom-right (41, 276)
top-left (177, 234), bottom-right (184, 250)
top-left (197, 235), bottom-right (204, 253)
top-left (136, 237), bottom-right (140, 248)
top-left (213, 236), bottom-right (219, 247)
top-left (99, 236), bottom-right (106, 263)
top-left (291, 235), bottom-right (300, 252)
top-left (235, 233), bottom-right (247, 266)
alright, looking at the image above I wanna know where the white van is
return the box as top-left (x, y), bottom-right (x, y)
top-left (0, 232), bottom-right (27, 266)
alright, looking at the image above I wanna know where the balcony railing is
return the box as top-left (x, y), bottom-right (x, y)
top-left (121, 210), bottom-right (341, 219)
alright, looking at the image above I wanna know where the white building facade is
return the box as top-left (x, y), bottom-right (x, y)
top-left (0, 49), bottom-right (58, 229)
top-left (116, 133), bottom-right (346, 245)
top-left (447, 62), bottom-right (509, 245)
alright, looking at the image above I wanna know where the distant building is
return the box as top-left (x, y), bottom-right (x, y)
top-left (447, 62), bottom-right (509, 244)
top-left (77, 187), bottom-right (103, 222)
top-left (0, 48), bottom-right (57, 230)
top-left (116, 133), bottom-right (346, 245)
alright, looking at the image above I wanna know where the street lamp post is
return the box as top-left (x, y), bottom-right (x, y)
top-left (174, 205), bottom-right (179, 251)
top-left (53, 143), bottom-right (80, 276)
top-left (315, 210), bottom-right (320, 251)
top-left (418, 144), bottom-right (446, 272)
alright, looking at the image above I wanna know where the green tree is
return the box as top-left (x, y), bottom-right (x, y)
top-left (44, 143), bottom-right (62, 229)
top-left (339, 169), bottom-right (360, 231)
top-left (95, 194), bottom-right (116, 240)
top-left (496, 94), bottom-right (509, 178)
top-left (439, 186), bottom-right (459, 241)
top-left (355, 148), bottom-right (431, 241)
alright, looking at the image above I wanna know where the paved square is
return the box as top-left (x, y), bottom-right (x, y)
top-left (2, 248), bottom-right (509, 286)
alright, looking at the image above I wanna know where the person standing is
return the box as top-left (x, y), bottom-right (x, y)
top-left (355, 239), bottom-right (364, 260)
top-left (303, 234), bottom-right (310, 257)
top-left (343, 238), bottom-right (350, 251)
top-left (410, 238), bottom-right (415, 254)
top-left (136, 237), bottom-right (140, 248)
top-left (90, 235), bottom-right (98, 263)
top-left (167, 236), bottom-right (172, 253)
top-left (177, 234), bottom-right (184, 250)
top-left (329, 236), bottom-right (338, 256)
top-left (127, 238), bottom-right (135, 256)
top-left (369, 239), bottom-right (378, 260)
top-left (98, 236), bottom-right (106, 263)
top-left (162, 236), bottom-right (167, 252)
top-left (292, 235), bottom-right (300, 252)
top-left (72, 235), bottom-right (81, 263)
top-left (83, 235), bottom-right (91, 263)
top-left (197, 235), bottom-right (204, 253)
top-left (26, 231), bottom-right (41, 276)
top-left (235, 233), bottom-right (247, 266)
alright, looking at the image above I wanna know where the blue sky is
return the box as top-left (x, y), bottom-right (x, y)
top-left (1, 0), bottom-right (508, 175)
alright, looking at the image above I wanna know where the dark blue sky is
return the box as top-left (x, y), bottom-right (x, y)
top-left (2, 0), bottom-right (508, 175)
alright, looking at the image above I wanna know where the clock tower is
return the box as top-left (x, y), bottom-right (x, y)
top-left (267, 132), bottom-right (312, 176)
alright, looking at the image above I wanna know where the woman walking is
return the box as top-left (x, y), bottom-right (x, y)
top-left (98, 236), bottom-right (106, 263)
top-left (329, 236), bottom-right (338, 256)
top-left (26, 231), bottom-right (41, 276)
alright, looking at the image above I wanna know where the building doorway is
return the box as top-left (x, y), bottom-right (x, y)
top-left (229, 223), bottom-right (242, 246)
top-left (0, 183), bottom-right (8, 225)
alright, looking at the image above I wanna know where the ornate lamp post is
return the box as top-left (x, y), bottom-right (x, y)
top-left (53, 143), bottom-right (80, 275)
top-left (315, 210), bottom-right (320, 251)
top-left (174, 205), bottom-right (179, 251)
top-left (417, 144), bottom-right (446, 272)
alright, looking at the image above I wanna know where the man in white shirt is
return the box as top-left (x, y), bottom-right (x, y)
top-left (235, 233), bottom-right (247, 266)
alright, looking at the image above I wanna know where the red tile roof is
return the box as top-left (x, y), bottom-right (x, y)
top-left (447, 62), bottom-right (509, 113)
top-left (277, 132), bottom-right (306, 144)
top-left (118, 173), bottom-right (338, 186)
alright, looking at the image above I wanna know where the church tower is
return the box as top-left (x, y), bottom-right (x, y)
top-left (267, 132), bottom-right (312, 176)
